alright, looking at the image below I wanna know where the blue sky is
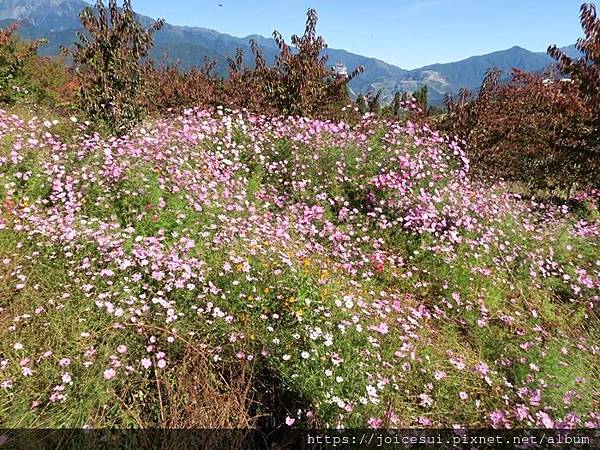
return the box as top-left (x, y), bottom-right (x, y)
top-left (128, 0), bottom-right (584, 69)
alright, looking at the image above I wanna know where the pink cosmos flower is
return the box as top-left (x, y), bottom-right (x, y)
top-left (536, 411), bottom-right (554, 428)
top-left (489, 410), bottom-right (506, 428)
top-left (419, 393), bottom-right (433, 407)
top-left (367, 418), bottom-right (383, 429)
top-left (434, 371), bottom-right (447, 380)
top-left (449, 357), bottom-right (466, 370)
top-left (374, 322), bottom-right (389, 335)
top-left (417, 417), bottom-right (432, 426)
top-left (515, 404), bottom-right (530, 421)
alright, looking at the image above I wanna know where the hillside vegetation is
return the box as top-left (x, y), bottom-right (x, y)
top-left (0, 0), bottom-right (598, 433)
top-left (0, 106), bottom-right (598, 428)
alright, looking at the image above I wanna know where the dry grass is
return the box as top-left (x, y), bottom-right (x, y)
top-left (160, 346), bottom-right (258, 429)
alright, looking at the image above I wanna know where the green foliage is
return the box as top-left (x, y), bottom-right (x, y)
top-left (0, 23), bottom-right (45, 105)
top-left (67, 0), bottom-right (164, 134)
top-left (1, 106), bottom-right (599, 429)
top-left (391, 91), bottom-right (401, 117)
top-left (23, 55), bottom-right (75, 108)
top-left (356, 94), bottom-right (367, 114)
top-left (414, 84), bottom-right (428, 110)
top-left (367, 89), bottom-right (381, 114)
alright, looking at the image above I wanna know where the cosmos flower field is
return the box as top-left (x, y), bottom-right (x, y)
top-left (0, 107), bottom-right (598, 429)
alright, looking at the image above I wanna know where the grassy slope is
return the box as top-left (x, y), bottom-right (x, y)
top-left (0, 107), bottom-right (598, 429)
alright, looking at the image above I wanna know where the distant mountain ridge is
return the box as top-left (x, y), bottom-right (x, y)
top-left (0, 0), bottom-right (580, 104)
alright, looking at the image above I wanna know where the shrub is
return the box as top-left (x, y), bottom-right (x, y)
top-left (142, 59), bottom-right (221, 114)
top-left (443, 68), bottom-right (595, 192)
top-left (548, 3), bottom-right (600, 112)
top-left (443, 3), bottom-right (599, 194)
top-left (67, 0), bottom-right (164, 134)
top-left (142, 9), bottom-right (362, 120)
top-left (0, 23), bottom-right (44, 105)
top-left (220, 44), bottom-right (275, 114)
top-left (548, 2), bottom-right (599, 188)
top-left (266, 9), bottom-right (363, 117)
top-left (23, 55), bottom-right (76, 109)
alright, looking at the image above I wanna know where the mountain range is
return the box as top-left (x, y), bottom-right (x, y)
top-left (0, 0), bottom-right (581, 105)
